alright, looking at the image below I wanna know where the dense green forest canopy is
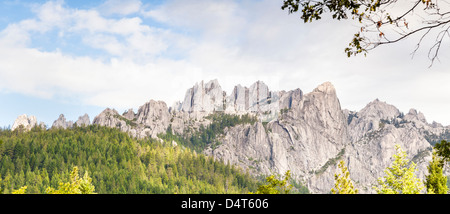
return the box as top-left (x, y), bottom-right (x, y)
top-left (0, 125), bottom-right (259, 194)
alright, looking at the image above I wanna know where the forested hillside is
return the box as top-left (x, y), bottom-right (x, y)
top-left (159, 113), bottom-right (258, 152)
top-left (0, 125), bottom-right (259, 194)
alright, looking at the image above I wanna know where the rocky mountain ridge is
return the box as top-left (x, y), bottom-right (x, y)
top-left (11, 79), bottom-right (450, 193)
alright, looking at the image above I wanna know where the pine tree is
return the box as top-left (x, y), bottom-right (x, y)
top-left (0, 125), bottom-right (259, 194)
top-left (374, 145), bottom-right (424, 194)
top-left (12, 186), bottom-right (27, 194)
top-left (252, 170), bottom-right (293, 194)
top-left (0, 175), bottom-right (3, 194)
top-left (45, 166), bottom-right (96, 194)
top-left (424, 151), bottom-right (448, 194)
top-left (331, 160), bottom-right (358, 194)
top-left (434, 140), bottom-right (450, 162)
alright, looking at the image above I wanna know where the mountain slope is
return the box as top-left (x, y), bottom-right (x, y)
top-left (0, 126), bottom-right (258, 194)
top-left (11, 79), bottom-right (450, 193)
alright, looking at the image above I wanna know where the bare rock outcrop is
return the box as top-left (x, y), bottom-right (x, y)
top-left (223, 81), bottom-right (278, 115)
top-left (179, 79), bottom-right (225, 114)
top-left (12, 114), bottom-right (38, 131)
top-left (175, 80), bottom-right (308, 125)
top-left (92, 108), bottom-right (131, 131)
top-left (75, 114), bottom-right (90, 127)
top-left (205, 81), bottom-right (349, 193)
top-left (344, 100), bottom-right (433, 193)
top-left (92, 100), bottom-right (171, 139)
top-left (135, 100), bottom-right (171, 138)
top-left (52, 114), bottom-right (74, 129)
top-left (347, 99), bottom-right (401, 142)
top-left (203, 80), bottom-right (446, 193)
top-left (122, 109), bottom-right (135, 121)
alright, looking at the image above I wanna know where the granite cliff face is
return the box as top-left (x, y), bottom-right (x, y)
top-left (13, 79), bottom-right (449, 193)
top-left (51, 113), bottom-right (90, 129)
top-left (172, 80), bottom-right (446, 193)
top-left (342, 100), bottom-right (436, 193)
top-left (204, 81), bottom-right (350, 193)
top-left (177, 79), bottom-right (225, 114)
top-left (76, 114), bottom-right (90, 127)
top-left (52, 114), bottom-right (74, 129)
top-left (91, 100), bottom-right (170, 139)
top-left (172, 79), bottom-right (304, 122)
top-left (12, 114), bottom-right (38, 131)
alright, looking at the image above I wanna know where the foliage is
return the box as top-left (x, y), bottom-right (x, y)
top-left (289, 179), bottom-right (310, 194)
top-left (374, 145), bottom-right (424, 194)
top-left (280, 108), bottom-right (289, 115)
top-left (424, 131), bottom-right (450, 146)
top-left (331, 160), bottom-right (358, 194)
top-left (281, 0), bottom-right (450, 65)
top-left (314, 148), bottom-right (345, 175)
top-left (13, 166), bottom-right (95, 194)
top-left (0, 125), bottom-right (258, 194)
top-left (159, 113), bottom-right (257, 152)
top-left (424, 150), bottom-right (448, 194)
top-left (12, 186), bottom-right (27, 194)
top-left (251, 170), bottom-right (293, 194)
top-left (434, 140), bottom-right (450, 163)
top-left (45, 166), bottom-right (95, 194)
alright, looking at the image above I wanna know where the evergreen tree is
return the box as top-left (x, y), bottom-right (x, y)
top-left (374, 145), bottom-right (424, 194)
top-left (252, 170), bottom-right (293, 194)
top-left (435, 140), bottom-right (450, 162)
top-left (12, 186), bottom-right (27, 194)
top-left (0, 125), bottom-right (258, 194)
top-left (424, 151), bottom-right (448, 194)
top-left (45, 166), bottom-right (96, 194)
top-left (331, 160), bottom-right (358, 194)
top-left (13, 166), bottom-right (95, 194)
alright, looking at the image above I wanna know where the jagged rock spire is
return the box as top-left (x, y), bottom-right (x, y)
top-left (12, 114), bottom-right (37, 131)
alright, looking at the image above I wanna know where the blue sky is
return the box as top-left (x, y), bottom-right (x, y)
top-left (0, 0), bottom-right (450, 128)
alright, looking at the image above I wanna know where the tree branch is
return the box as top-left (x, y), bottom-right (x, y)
top-left (373, 18), bottom-right (450, 47)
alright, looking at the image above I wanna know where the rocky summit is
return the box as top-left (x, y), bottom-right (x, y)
top-left (52, 114), bottom-right (74, 129)
top-left (12, 114), bottom-right (38, 131)
top-left (12, 79), bottom-right (450, 193)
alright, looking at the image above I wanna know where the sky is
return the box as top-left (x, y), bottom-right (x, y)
top-left (0, 0), bottom-right (449, 128)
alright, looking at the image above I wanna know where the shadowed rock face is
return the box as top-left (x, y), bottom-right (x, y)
top-left (26, 79), bottom-right (447, 193)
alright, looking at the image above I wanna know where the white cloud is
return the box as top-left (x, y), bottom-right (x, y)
top-left (98, 0), bottom-right (142, 16)
top-left (83, 33), bottom-right (123, 55)
top-left (0, 42), bottom-right (196, 109)
top-left (144, 0), bottom-right (245, 35)
top-left (33, 0), bottom-right (70, 29)
top-left (0, 0), bottom-right (186, 108)
top-left (4, 0), bottom-right (328, 110)
top-left (0, 22), bottom-right (32, 47)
